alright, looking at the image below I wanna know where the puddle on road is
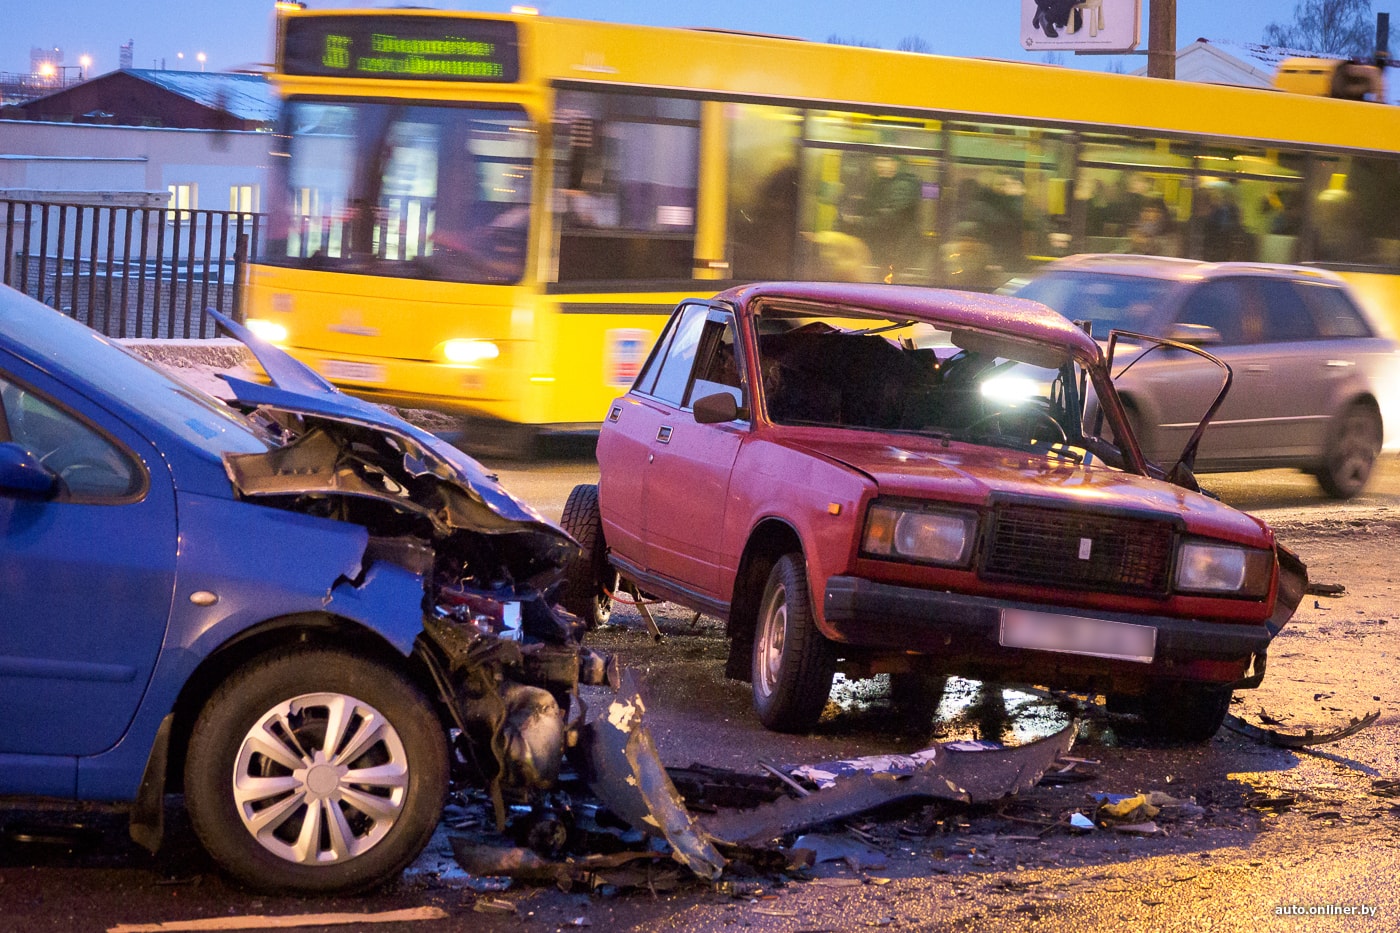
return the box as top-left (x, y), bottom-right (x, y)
top-left (828, 674), bottom-right (1077, 746)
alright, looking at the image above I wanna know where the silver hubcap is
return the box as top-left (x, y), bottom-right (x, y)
top-left (232, 692), bottom-right (410, 865)
top-left (755, 582), bottom-right (788, 699)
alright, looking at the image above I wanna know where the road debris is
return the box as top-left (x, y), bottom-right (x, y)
top-left (573, 673), bottom-right (727, 880)
top-left (791, 833), bottom-right (888, 870)
top-left (107, 907), bottom-right (449, 932)
top-left (1224, 709), bottom-right (1381, 748)
top-left (699, 724), bottom-right (1076, 846)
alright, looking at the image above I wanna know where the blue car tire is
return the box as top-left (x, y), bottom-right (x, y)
top-left (183, 647), bottom-right (449, 893)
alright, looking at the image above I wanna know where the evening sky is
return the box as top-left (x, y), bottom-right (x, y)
top-left (9, 1), bottom-right (1396, 78)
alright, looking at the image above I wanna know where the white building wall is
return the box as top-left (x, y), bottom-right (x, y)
top-left (0, 120), bottom-right (271, 208)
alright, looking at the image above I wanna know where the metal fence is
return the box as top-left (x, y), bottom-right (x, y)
top-left (1, 199), bottom-right (263, 338)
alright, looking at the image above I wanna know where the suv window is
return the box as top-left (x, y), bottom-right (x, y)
top-left (1300, 283), bottom-right (1374, 338)
top-left (1176, 279), bottom-right (1247, 343)
top-left (0, 376), bottom-right (142, 500)
top-left (1255, 279), bottom-right (1319, 342)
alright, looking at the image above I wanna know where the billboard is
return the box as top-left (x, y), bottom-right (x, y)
top-left (1021, 0), bottom-right (1142, 53)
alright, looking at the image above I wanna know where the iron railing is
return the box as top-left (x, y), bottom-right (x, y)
top-left (1, 198), bottom-right (263, 338)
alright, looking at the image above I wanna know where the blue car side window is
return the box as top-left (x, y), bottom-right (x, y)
top-left (0, 376), bottom-right (142, 500)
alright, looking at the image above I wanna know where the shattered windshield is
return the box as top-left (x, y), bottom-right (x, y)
top-left (754, 306), bottom-right (1087, 457)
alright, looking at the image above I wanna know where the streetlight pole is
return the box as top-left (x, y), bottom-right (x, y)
top-left (1147, 0), bottom-right (1176, 79)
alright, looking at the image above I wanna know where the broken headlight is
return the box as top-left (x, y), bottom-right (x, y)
top-left (436, 584), bottom-right (524, 640)
top-left (861, 502), bottom-right (978, 567)
top-left (1174, 540), bottom-right (1272, 598)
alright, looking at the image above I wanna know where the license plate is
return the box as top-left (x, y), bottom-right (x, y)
top-left (322, 359), bottom-right (387, 384)
top-left (1000, 609), bottom-right (1156, 664)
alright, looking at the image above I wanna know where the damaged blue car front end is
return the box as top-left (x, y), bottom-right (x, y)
top-left (0, 294), bottom-right (612, 893)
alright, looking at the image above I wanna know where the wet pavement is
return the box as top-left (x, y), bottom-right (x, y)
top-left (4, 462), bottom-right (1399, 932)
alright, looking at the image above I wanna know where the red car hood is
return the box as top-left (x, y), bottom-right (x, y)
top-left (803, 433), bottom-right (1272, 546)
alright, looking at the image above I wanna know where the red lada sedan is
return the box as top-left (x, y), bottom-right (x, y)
top-left (562, 283), bottom-right (1307, 741)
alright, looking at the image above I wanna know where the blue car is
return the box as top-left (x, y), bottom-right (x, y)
top-left (0, 284), bottom-right (601, 893)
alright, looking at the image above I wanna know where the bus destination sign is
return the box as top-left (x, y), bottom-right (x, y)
top-left (281, 15), bottom-right (520, 82)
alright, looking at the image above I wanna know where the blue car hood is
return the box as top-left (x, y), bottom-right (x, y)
top-left (210, 310), bottom-right (566, 541)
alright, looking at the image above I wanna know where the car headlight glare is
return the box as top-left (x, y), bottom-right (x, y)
top-left (1175, 541), bottom-right (1272, 597)
top-left (443, 338), bottom-right (500, 365)
top-left (245, 318), bottom-right (288, 344)
top-left (862, 504), bottom-right (976, 566)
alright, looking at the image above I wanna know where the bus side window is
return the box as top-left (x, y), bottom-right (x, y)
top-left (553, 92), bottom-right (700, 283)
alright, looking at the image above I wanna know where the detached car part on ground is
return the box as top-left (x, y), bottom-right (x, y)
top-left (0, 288), bottom-right (640, 894)
top-left (566, 282), bottom-right (1310, 742)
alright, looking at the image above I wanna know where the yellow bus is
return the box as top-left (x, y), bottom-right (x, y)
top-left (245, 7), bottom-right (1400, 451)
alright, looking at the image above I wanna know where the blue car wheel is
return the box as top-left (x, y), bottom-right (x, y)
top-left (184, 648), bottom-right (448, 894)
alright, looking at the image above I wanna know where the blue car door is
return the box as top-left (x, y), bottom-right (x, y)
top-left (0, 363), bottom-right (178, 775)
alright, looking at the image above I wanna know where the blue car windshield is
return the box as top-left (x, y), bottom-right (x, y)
top-left (2, 300), bottom-right (272, 458)
top-left (1014, 271), bottom-right (1175, 338)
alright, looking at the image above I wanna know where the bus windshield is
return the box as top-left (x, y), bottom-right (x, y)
top-left (267, 100), bottom-right (535, 285)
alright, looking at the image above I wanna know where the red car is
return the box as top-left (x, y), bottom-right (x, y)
top-left (562, 282), bottom-right (1308, 740)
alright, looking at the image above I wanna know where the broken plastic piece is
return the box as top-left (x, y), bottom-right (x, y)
top-left (791, 833), bottom-right (888, 870)
top-left (1224, 709), bottom-right (1380, 748)
top-left (701, 723), bottom-right (1076, 846)
top-left (572, 673), bottom-right (726, 880)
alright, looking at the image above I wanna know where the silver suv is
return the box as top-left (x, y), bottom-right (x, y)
top-left (1009, 255), bottom-right (1400, 498)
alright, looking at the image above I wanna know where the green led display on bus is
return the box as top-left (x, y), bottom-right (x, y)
top-left (282, 14), bottom-right (519, 82)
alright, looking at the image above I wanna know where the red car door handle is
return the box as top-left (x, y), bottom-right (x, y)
top-left (1244, 364), bottom-right (1270, 375)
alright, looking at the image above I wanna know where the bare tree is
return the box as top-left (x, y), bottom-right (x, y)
top-left (897, 36), bottom-right (932, 54)
top-left (826, 35), bottom-right (882, 48)
top-left (1263, 0), bottom-right (1381, 57)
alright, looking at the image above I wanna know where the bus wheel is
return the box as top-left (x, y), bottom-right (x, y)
top-left (559, 484), bottom-right (616, 629)
top-left (454, 419), bottom-right (539, 463)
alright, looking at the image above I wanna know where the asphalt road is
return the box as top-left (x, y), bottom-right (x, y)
top-left (4, 453), bottom-right (1398, 933)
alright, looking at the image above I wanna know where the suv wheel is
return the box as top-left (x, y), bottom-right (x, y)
top-left (751, 553), bottom-right (836, 732)
top-left (1315, 402), bottom-right (1382, 499)
top-left (184, 649), bottom-right (448, 894)
top-left (559, 484), bottom-right (617, 629)
top-left (1138, 683), bottom-right (1232, 744)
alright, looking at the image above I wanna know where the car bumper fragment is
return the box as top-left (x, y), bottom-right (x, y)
top-left (700, 722), bottom-right (1076, 847)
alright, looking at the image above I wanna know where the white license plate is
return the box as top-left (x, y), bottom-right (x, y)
top-left (1000, 609), bottom-right (1156, 664)
top-left (322, 359), bottom-right (387, 384)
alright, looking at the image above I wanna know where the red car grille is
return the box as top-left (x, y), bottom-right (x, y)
top-left (981, 504), bottom-right (1175, 595)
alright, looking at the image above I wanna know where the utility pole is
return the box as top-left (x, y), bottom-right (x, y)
top-left (1147, 0), bottom-right (1176, 79)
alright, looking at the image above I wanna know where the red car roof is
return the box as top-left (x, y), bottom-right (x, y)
top-left (715, 282), bottom-right (1103, 363)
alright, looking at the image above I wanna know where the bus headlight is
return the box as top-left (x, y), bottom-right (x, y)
top-left (245, 318), bottom-right (288, 344)
top-left (1174, 540), bottom-right (1272, 597)
top-left (862, 503), bottom-right (977, 567)
top-left (443, 338), bottom-right (500, 365)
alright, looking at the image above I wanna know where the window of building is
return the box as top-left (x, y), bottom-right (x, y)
top-left (167, 183), bottom-right (197, 223)
top-left (230, 184), bottom-right (259, 214)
